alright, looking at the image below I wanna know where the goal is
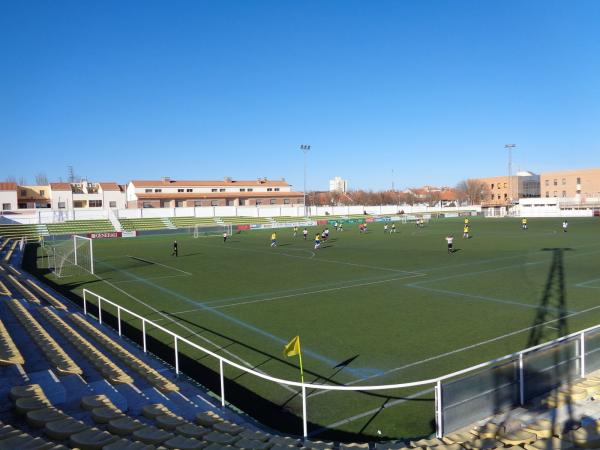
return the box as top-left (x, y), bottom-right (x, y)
top-left (51, 235), bottom-right (94, 278)
top-left (193, 224), bottom-right (233, 238)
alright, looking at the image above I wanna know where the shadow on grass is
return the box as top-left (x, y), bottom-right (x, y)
top-left (21, 243), bottom-right (435, 442)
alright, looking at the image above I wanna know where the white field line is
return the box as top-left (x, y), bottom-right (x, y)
top-left (154, 273), bottom-right (426, 319)
top-left (309, 386), bottom-right (434, 437)
top-left (308, 301), bottom-right (600, 401)
top-left (409, 285), bottom-right (576, 314)
top-left (112, 274), bottom-right (190, 284)
top-left (88, 272), bottom-right (297, 395)
top-left (125, 255), bottom-right (192, 276)
top-left (575, 277), bottom-right (600, 288)
top-left (308, 247), bottom-right (600, 398)
top-left (414, 241), bottom-right (600, 274)
top-left (193, 241), bottom-right (423, 275)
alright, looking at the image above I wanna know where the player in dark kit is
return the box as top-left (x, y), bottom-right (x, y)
top-left (172, 240), bottom-right (178, 257)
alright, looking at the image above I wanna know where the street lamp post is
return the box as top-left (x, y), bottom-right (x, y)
top-left (300, 145), bottom-right (311, 217)
top-left (504, 144), bottom-right (516, 206)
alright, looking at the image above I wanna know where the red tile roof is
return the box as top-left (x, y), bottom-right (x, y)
top-left (131, 179), bottom-right (290, 188)
top-left (49, 183), bottom-right (72, 190)
top-left (0, 182), bottom-right (17, 191)
top-left (98, 182), bottom-right (120, 191)
top-left (136, 191), bottom-right (304, 200)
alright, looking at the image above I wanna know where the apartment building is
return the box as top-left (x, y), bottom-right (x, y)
top-left (480, 171), bottom-right (540, 206)
top-left (540, 168), bottom-right (600, 200)
top-left (126, 177), bottom-right (304, 208)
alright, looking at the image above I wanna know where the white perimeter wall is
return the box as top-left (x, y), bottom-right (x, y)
top-left (0, 204), bottom-right (481, 224)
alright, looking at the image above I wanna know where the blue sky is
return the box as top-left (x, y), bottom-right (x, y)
top-left (1, 1), bottom-right (599, 191)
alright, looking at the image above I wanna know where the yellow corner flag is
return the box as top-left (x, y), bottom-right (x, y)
top-left (284, 335), bottom-right (304, 383)
top-left (284, 335), bottom-right (301, 357)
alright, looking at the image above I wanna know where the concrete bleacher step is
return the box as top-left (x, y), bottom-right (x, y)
top-left (162, 218), bottom-right (176, 229)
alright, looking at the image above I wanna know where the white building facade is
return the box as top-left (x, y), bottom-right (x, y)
top-left (329, 176), bottom-right (348, 193)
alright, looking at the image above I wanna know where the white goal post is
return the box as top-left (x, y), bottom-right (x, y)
top-left (73, 235), bottom-right (94, 274)
top-left (192, 224), bottom-right (233, 238)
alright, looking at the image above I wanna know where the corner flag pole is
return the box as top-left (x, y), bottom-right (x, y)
top-left (298, 345), bottom-right (305, 384)
top-left (284, 335), bottom-right (307, 438)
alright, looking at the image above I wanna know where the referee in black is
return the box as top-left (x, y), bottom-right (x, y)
top-left (172, 240), bottom-right (178, 257)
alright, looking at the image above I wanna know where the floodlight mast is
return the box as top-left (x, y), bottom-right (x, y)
top-left (505, 144), bottom-right (516, 205)
top-left (300, 145), bottom-right (311, 217)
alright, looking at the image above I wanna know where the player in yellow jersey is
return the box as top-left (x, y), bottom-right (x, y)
top-left (464, 217), bottom-right (469, 225)
top-left (314, 233), bottom-right (321, 250)
top-left (463, 225), bottom-right (470, 239)
top-left (522, 218), bottom-right (528, 230)
top-left (270, 232), bottom-right (277, 247)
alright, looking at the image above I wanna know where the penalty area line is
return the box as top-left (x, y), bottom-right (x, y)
top-left (125, 255), bottom-right (193, 276)
top-left (155, 272), bottom-right (427, 318)
top-left (308, 301), bottom-right (600, 400)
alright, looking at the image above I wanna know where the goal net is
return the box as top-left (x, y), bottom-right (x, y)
top-left (192, 224), bottom-right (233, 238)
top-left (51, 235), bottom-right (95, 278)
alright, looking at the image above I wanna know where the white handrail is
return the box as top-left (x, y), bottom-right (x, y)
top-left (81, 288), bottom-right (598, 438)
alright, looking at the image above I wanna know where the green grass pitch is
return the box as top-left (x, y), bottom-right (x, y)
top-left (26, 217), bottom-right (600, 440)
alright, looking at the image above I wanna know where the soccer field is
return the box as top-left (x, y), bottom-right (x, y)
top-left (26, 217), bottom-right (600, 440)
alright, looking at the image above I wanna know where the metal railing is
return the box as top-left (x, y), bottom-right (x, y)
top-left (82, 288), bottom-right (600, 437)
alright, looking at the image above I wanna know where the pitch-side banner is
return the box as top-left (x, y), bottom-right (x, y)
top-left (88, 232), bottom-right (121, 239)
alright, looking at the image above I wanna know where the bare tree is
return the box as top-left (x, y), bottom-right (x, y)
top-left (18, 176), bottom-right (28, 186)
top-left (35, 173), bottom-right (49, 185)
top-left (456, 179), bottom-right (490, 205)
top-left (4, 175), bottom-right (16, 183)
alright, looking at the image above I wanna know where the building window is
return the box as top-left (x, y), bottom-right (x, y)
top-left (89, 200), bottom-right (102, 207)
top-left (491, 184), bottom-right (494, 189)
top-left (545, 192), bottom-right (549, 198)
top-left (2, 203), bottom-right (10, 210)
top-left (562, 191), bottom-right (567, 197)
top-left (194, 201), bottom-right (202, 206)
top-left (211, 200), bottom-right (219, 206)
top-left (270, 199), bottom-right (277, 204)
top-left (274, 188), bottom-right (280, 191)
top-left (545, 180), bottom-right (549, 186)
top-left (504, 193), bottom-right (507, 199)
top-left (219, 188), bottom-right (225, 192)
top-left (553, 179), bottom-right (557, 186)
top-left (40, 190), bottom-right (45, 196)
top-left (145, 189), bottom-right (152, 193)
top-left (154, 189), bottom-right (162, 192)
top-left (211, 189), bottom-right (218, 192)
top-left (109, 201), bottom-right (117, 208)
top-left (284, 199), bottom-right (290, 204)
top-left (503, 183), bottom-right (507, 188)
top-left (176, 200), bottom-right (184, 207)
top-left (561, 178), bottom-right (566, 185)
top-left (20, 190), bottom-right (26, 196)
top-left (256, 200), bottom-right (262, 205)
top-left (267, 188), bottom-right (273, 192)
top-left (497, 195), bottom-right (500, 200)
top-left (74, 200), bottom-right (85, 208)
top-left (58, 202), bottom-right (66, 209)
top-left (178, 189), bottom-right (184, 192)
top-left (186, 189), bottom-right (192, 192)
top-left (553, 191), bottom-right (557, 196)
top-left (577, 177), bottom-right (581, 184)
top-left (247, 188), bottom-right (253, 192)
top-left (240, 188), bottom-right (246, 192)
top-left (18, 203), bottom-right (27, 209)
top-left (142, 201), bottom-right (153, 208)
